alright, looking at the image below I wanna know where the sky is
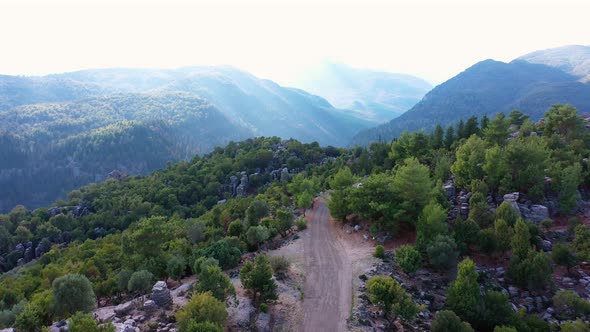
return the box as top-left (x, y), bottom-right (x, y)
top-left (1, 0), bottom-right (589, 86)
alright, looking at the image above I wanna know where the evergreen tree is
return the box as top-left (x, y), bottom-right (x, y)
top-left (451, 135), bottom-right (487, 188)
top-left (240, 255), bottom-right (277, 303)
top-left (432, 125), bottom-right (444, 150)
top-left (444, 126), bottom-right (455, 149)
top-left (484, 113), bottom-right (510, 146)
top-left (416, 201), bottom-right (448, 251)
top-left (494, 219), bottom-right (513, 254)
top-left (465, 116), bottom-right (479, 137)
top-left (446, 258), bottom-right (480, 322)
top-left (457, 120), bottom-right (466, 140)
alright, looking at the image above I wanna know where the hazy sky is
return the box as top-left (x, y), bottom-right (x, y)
top-left (1, 0), bottom-right (589, 85)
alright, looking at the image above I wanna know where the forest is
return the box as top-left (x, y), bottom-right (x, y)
top-left (1, 104), bottom-right (590, 331)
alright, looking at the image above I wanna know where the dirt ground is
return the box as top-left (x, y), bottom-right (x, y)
top-left (296, 198), bottom-right (376, 332)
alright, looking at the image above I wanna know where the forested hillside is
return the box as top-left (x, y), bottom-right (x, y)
top-left (351, 47), bottom-right (590, 146)
top-left (0, 93), bottom-right (251, 212)
top-left (0, 67), bottom-right (371, 212)
top-left (2, 104), bottom-right (590, 331)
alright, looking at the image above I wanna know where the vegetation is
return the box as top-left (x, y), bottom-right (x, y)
top-left (395, 245), bottom-right (422, 274)
top-left (1, 102), bottom-right (590, 331)
top-left (239, 255), bottom-right (278, 304)
top-left (366, 276), bottom-right (421, 321)
top-left (175, 292), bottom-right (227, 332)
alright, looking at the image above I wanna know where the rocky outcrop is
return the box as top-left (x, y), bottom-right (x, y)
top-left (114, 301), bottom-right (134, 317)
top-left (151, 281), bottom-right (172, 307)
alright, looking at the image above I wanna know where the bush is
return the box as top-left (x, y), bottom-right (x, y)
top-left (569, 217), bottom-right (583, 234)
top-left (176, 292), bottom-right (227, 332)
top-left (552, 243), bottom-right (578, 273)
top-left (480, 291), bottom-right (512, 330)
top-left (478, 229), bottom-right (496, 255)
top-left (395, 245), bottom-right (422, 274)
top-left (196, 265), bottom-right (235, 302)
top-left (374, 245), bottom-right (385, 259)
top-left (259, 303), bottom-right (268, 313)
top-left (296, 218), bottom-right (307, 230)
top-left (427, 235), bottom-right (459, 271)
top-left (431, 310), bottom-right (474, 332)
top-left (69, 312), bottom-right (115, 332)
top-left (508, 250), bottom-right (552, 290)
top-left (366, 276), bottom-right (420, 321)
top-left (128, 270), bottom-right (154, 295)
top-left (493, 327), bottom-right (517, 332)
top-left (560, 319), bottom-right (590, 332)
top-left (268, 255), bottom-right (291, 276)
top-left (193, 257), bottom-right (219, 275)
top-left (228, 220), bottom-right (243, 237)
top-left (186, 321), bottom-right (223, 332)
top-left (51, 274), bottom-right (96, 318)
top-left (553, 290), bottom-right (590, 320)
top-left (198, 240), bottom-right (242, 270)
top-left (540, 218), bottom-right (553, 232)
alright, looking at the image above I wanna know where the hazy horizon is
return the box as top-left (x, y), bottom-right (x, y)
top-left (1, 0), bottom-right (589, 86)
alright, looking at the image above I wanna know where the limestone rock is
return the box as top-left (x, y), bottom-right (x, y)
top-left (114, 301), bottom-right (134, 317)
top-left (256, 313), bottom-right (271, 332)
top-left (151, 281), bottom-right (172, 307)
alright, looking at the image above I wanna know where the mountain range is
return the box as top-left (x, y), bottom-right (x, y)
top-left (0, 66), bottom-right (379, 211)
top-left (351, 45), bottom-right (590, 146)
top-left (293, 62), bottom-right (432, 123)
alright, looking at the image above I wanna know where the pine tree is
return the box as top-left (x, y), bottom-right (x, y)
top-left (446, 258), bottom-right (481, 322)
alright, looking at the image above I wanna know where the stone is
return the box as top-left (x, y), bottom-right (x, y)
top-left (152, 281), bottom-right (172, 307)
top-left (354, 224), bottom-right (362, 232)
top-left (114, 301), bottom-right (134, 316)
top-left (503, 192), bottom-right (520, 202)
top-left (256, 313), bottom-right (271, 332)
top-left (540, 239), bottom-right (552, 252)
top-left (143, 300), bottom-right (157, 312)
top-left (508, 286), bottom-right (519, 297)
top-left (443, 181), bottom-right (455, 199)
top-left (525, 205), bottom-right (549, 223)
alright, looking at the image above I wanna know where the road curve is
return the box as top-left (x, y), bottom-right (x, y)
top-left (302, 198), bottom-right (352, 332)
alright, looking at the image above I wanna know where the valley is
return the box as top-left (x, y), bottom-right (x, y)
top-left (2, 41), bottom-right (590, 332)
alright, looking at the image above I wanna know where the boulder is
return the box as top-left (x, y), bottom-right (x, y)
top-left (143, 300), bottom-right (157, 312)
top-left (151, 281), bottom-right (172, 307)
top-left (503, 192), bottom-right (520, 202)
top-left (443, 181), bottom-right (455, 199)
top-left (114, 301), bottom-right (134, 317)
top-left (526, 205), bottom-right (549, 223)
top-left (256, 313), bottom-right (271, 332)
top-left (540, 239), bottom-right (552, 252)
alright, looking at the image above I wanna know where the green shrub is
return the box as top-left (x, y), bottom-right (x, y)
top-left (176, 292), bottom-right (226, 332)
top-left (366, 276), bottom-right (420, 321)
top-left (259, 303), bottom-right (268, 313)
top-left (553, 290), bottom-right (590, 320)
top-left (268, 255), bottom-right (291, 276)
top-left (374, 245), bottom-right (385, 259)
top-left (395, 245), bottom-right (422, 274)
top-left (427, 235), bottom-right (459, 271)
top-left (296, 218), bottom-right (307, 230)
top-left (431, 310), bottom-right (474, 332)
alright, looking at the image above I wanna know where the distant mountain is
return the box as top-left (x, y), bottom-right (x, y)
top-left (518, 45), bottom-right (590, 82)
top-left (0, 74), bottom-right (107, 109)
top-left (0, 67), bottom-right (372, 211)
top-left (351, 48), bottom-right (590, 146)
top-left (293, 62), bottom-right (432, 123)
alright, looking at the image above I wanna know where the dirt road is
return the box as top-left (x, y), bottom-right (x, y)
top-left (302, 198), bottom-right (352, 332)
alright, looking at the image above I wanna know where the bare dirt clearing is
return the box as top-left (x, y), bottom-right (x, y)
top-left (301, 198), bottom-right (375, 332)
